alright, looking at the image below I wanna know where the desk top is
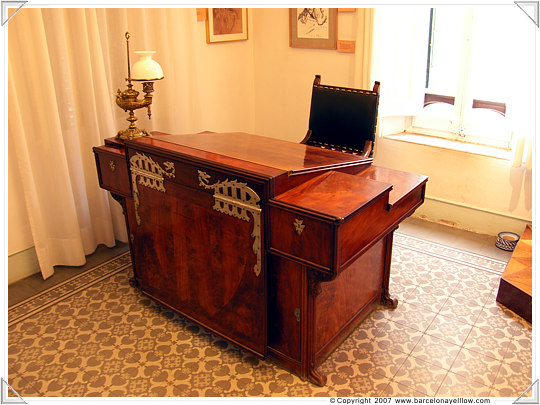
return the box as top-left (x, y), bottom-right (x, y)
top-left (272, 170), bottom-right (392, 219)
top-left (129, 131), bottom-right (372, 176)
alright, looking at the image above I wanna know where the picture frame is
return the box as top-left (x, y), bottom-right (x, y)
top-left (206, 8), bottom-right (248, 43)
top-left (289, 8), bottom-right (337, 49)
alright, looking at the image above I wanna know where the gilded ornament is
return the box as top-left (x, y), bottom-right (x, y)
top-left (198, 170), bottom-right (262, 277)
top-left (130, 153), bottom-right (175, 225)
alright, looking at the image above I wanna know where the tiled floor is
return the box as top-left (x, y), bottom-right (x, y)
top-left (358, 242), bottom-right (532, 397)
top-left (8, 242), bottom-right (129, 307)
top-left (8, 218), bottom-right (532, 398)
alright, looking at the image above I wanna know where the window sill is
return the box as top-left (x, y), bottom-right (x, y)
top-left (384, 132), bottom-right (512, 160)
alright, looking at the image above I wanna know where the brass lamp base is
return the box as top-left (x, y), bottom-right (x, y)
top-left (115, 32), bottom-right (162, 142)
top-left (116, 127), bottom-right (151, 141)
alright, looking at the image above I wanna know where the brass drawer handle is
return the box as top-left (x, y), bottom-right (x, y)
top-left (109, 160), bottom-right (116, 172)
top-left (293, 219), bottom-right (305, 235)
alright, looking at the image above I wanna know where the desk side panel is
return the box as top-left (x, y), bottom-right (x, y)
top-left (313, 237), bottom-right (386, 361)
top-left (125, 165), bottom-right (267, 357)
top-left (267, 254), bottom-right (304, 369)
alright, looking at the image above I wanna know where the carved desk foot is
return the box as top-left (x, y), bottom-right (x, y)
top-left (308, 366), bottom-right (327, 387)
top-left (381, 292), bottom-right (398, 309)
top-left (128, 277), bottom-right (141, 289)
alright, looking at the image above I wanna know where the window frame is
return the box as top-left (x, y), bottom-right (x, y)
top-left (406, 7), bottom-right (514, 151)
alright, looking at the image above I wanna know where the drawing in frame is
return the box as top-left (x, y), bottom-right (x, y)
top-left (289, 8), bottom-right (337, 49)
top-left (206, 8), bottom-right (248, 43)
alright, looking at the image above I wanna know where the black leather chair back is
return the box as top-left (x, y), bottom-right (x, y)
top-left (303, 75), bottom-right (380, 157)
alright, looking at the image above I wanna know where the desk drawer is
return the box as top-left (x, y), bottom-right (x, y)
top-left (125, 148), bottom-right (267, 201)
top-left (268, 204), bottom-right (336, 271)
top-left (94, 146), bottom-right (131, 196)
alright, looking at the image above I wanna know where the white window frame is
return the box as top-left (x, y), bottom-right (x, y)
top-left (372, 5), bottom-right (535, 160)
top-left (408, 8), bottom-right (512, 150)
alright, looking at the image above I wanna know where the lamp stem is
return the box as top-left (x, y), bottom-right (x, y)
top-left (125, 32), bottom-right (132, 82)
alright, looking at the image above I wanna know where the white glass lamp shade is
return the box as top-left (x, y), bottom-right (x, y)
top-left (131, 51), bottom-right (164, 81)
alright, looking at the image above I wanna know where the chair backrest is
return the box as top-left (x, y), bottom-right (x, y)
top-left (302, 75), bottom-right (380, 157)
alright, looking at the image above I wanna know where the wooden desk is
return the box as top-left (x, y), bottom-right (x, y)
top-left (496, 225), bottom-right (532, 323)
top-left (93, 132), bottom-right (427, 385)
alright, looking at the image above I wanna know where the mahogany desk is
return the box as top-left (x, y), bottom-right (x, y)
top-left (93, 131), bottom-right (427, 385)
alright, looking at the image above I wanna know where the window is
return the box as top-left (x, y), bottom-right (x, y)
top-left (409, 7), bottom-right (535, 150)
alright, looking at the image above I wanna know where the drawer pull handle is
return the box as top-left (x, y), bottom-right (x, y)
top-left (294, 308), bottom-right (301, 322)
top-left (293, 219), bottom-right (305, 235)
top-left (109, 160), bottom-right (116, 172)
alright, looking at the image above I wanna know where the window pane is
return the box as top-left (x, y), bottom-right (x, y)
top-left (468, 7), bottom-right (533, 103)
top-left (426, 7), bottom-right (464, 96)
top-left (416, 7), bottom-right (466, 134)
top-left (465, 6), bottom-right (535, 147)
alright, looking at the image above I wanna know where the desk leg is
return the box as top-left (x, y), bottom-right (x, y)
top-left (381, 230), bottom-right (398, 309)
top-left (111, 193), bottom-right (141, 289)
top-left (307, 275), bottom-right (330, 387)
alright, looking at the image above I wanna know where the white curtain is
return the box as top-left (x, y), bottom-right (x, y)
top-left (371, 7), bottom-right (431, 119)
top-left (9, 8), bottom-right (253, 279)
top-left (353, 8), bottom-right (375, 90)
top-left (507, 6), bottom-right (536, 170)
top-left (9, 9), bottom-right (127, 279)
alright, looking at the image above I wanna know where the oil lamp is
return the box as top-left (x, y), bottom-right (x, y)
top-left (116, 32), bottom-right (164, 140)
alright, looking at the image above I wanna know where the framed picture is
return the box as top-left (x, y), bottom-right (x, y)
top-left (289, 8), bottom-right (337, 49)
top-left (206, 8), bottom-right (248, 43)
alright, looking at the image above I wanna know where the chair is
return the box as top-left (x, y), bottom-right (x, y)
top-left (301, 75), bottom-right (380, 157)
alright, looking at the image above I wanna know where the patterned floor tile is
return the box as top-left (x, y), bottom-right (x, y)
top-left (405, 286), bottom-right (451, 313)
top-left (354, 307), bottom-right (390, 331)
top-left (428, 264), bottom-right (467, 285)
top-left (424, 314), bottom-right (473, 346)
top-left (490, 385), bottom-right (532, 399)
top-left (474, 302), bottom-right (530, 338)
top-left (506, 334), bottom-right (532, 358)
top-left (459, 270), bottom-right (501, 291)
top-left (392, 356), bottom-right (447, 396)
top-left (382, 380), bottom-right (428, 397)
top-left (382, 300), bottom-right (438, 333)
top-left (351, 345), bottom-right (408, 380)
top-left (496, 358), bottom-right (532, 387)
top-left (436, 371), bottom-right (491, 397)
top-left (491, 362), bottom-right (533, 399)
top-left (7, 373), bottom-right (42, 397)
top-left (450, 347), bottom-right (502, 387)
top-left (462, 326), bottom-right (512, 360)
top-left (409, 334), bottom-right (460, 370)
top-left (420, 276), bottom-right (459, 296)
top-left (437, 295), bottom-right (484, 325)
top-left (388, 280), bottom-right (418, 303)
top-left (327, 368), bottom-right (391, 397)
top-left (373, 320), bottom-right (424, 354)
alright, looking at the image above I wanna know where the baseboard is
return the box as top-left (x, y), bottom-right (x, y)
top-left (8, 247), bottom-right (40, 285)
top-left (413, 198), bottom-right (531, 236)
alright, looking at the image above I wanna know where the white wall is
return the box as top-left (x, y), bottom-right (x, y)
top-left (374, 137), bottom-right (532, 235)
top-left (250, 8), bottom-right (532, 236)
top-left (252, 8), bottom-right (367, 142)
top-left (8, 8), bottom-right (533, 282)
